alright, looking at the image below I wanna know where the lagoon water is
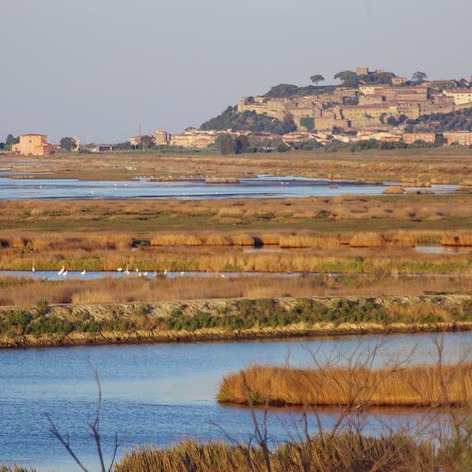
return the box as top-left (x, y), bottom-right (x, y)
top-left (0, 176), bottom-right (455, 200)
top-left (0, 332), bottom-right (470, 471)
top-left (0, 270), bottom-right (462, 281)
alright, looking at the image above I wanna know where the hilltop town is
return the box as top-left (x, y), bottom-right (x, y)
top-left (4, 67), bottom-right (472, 155)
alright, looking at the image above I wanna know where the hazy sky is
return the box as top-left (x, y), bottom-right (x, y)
top-left (2, 0), bottom-right (472, 143)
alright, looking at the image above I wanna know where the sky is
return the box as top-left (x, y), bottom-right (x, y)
top-left (1, 0), bottom-right (472, 143)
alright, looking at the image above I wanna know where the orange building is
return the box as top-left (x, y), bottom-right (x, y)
top-left (443, 132), bottom-right (472, 146)
top-left (403, 133), bottom-right (437, 144)
top-left (11, 134), bottom-right (55, 156)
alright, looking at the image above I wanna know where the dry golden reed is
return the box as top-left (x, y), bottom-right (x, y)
top-left (2, 275), bottom-right (472, 307)
top-left (218, 364), bottom-right (472, 407)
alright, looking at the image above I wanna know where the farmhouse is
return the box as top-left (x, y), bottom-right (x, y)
top-left (11, 134), bottom-right (55, 156)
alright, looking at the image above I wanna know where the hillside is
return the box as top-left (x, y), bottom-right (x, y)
top-left (409, 107), bottom-right (472, 132)
top-left (199, 68), bottom-right (472, 135)
top-left (200, 106), bottom-right (296, 135)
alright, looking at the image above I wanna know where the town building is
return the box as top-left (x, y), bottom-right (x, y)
top-left (151, 130), bottom-right (170, 146)
top-left (443, 132), bottom-right (472, 146)
top-left (89, 144), bottom-right (115, 153)
top-left (169, 129), bottom-right (226, 149)
top-left (403, 133), bottom-right (437, 145)
top-left (129, 136), bottom-right (143, 147)
top-left (443, 89), bottom-right (472, 106)
top-left (11, 134), bottom-right (55, 156)
top-left (391, 76), bottom-right (407, 85)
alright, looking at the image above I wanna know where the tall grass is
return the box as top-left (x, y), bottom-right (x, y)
top-left (217, 364), bottom-right (472, 407)
top-left (115, 434), bottom-right (435, 472)
top-left (0, 275), bottom-right (472, 306)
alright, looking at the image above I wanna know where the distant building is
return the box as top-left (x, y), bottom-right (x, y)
top-left (129, 136), bottom-right (143, 147)
top-left (169, 129), bottom-right (227, 149)
top-left (89, 144), bottom-right (115, 153)
top-left (443, 89), bottom-right (472, 106)
top-left (129, 131), bottom-right (170, 147)
top-left (443, 132), bottom-right (472, 146)
top-left (391, 76), bottom-right (407, 86)
top-left (355, 67), bottom-right (370, 76)
top-left (151, 130), bottom-right (170, 146)
top-left (403, 133), bottom-right (437, 144)
top-left (11, 134), bottom-right (55, 156)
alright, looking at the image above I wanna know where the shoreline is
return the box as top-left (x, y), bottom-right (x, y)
top-left (1, 294), bottom-right (471, 350)
top-left (2, 323), bottom-right (471, 350)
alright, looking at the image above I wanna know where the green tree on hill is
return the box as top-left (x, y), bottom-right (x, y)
top-left (358, 71), bottom-right (395, 85)
top-left (412, 71), bottom-right (428, 85)
top-left (334, 71), bottom-right (359, 88)
top-left (310, 74), bottom-right (325, 86)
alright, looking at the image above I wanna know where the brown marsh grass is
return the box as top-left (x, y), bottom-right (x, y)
top-left (0, 274), bottom-right (472, 307)
top-left (2, 192), bottom-right (472, 236)
top-left (115, 434), bottom-right (435, 472)
top-left (2, 245), bottom-right (472, 274)
top-left (0, 229), bottom-right (459, 256)
top-left (218, 364), bottom-right (472, 408)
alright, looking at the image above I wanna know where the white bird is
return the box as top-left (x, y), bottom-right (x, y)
top-left (164, 270), bottom-right (168, 275)
top-left (117, 267), bottom-right (123, 272)
top-left (124, 266), bottom-right (130, 275)
top-left (81, 270), bottom-right (86, 275)
top-left (32, 265), bottom-right (36, 273)
top-left (153, 271), bottom-right (157, 277)
top-left (143, 272), bottom-right (148, 277)
top-left (62, 270), bottom-right (68, 277)
top-left (58, 266), bottom-right (65, 275)
top-left (180, 271), bottom-right (185, 277)
top-left (221, 274), bottom-right (226, 278)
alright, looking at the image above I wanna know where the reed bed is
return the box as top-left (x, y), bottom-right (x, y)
top-left (2, 191), bottom-right (472, 237)
top-left (1, 274), bottom-right (472, 307)
top-left (1, 247), bottom-right (471, 275)
top-left (116, 434), bottom-right (435, 472)
top-left (218, 364), bottom-right (472, 408)
top-left (0, 230), bottom-right (451, 257)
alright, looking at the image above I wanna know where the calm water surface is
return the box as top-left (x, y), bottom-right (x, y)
top-left (0, 176), bottom-right (455, 200)
top-left (0, 332), bottom-right (470, 471)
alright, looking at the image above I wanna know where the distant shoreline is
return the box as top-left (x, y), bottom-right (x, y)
top-left (1, 322), bottom-right (470, 350)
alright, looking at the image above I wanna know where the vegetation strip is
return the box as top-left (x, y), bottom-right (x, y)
top-left (0, 295), bottom-right (471, 348)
